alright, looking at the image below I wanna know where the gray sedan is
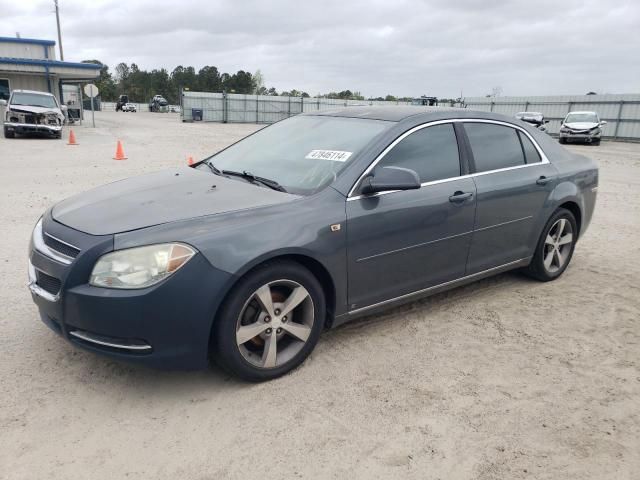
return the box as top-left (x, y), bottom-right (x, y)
top-left (28, 107), bottom-right (598, 381)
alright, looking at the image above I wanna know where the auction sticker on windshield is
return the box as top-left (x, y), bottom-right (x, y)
top-left (305, 150), bottom-right (353, 162)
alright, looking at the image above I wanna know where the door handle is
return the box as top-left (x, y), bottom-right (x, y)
top-left (449, 191), bottom-right (473, 203)
top-left (536, 175), bottom-right (553, 186)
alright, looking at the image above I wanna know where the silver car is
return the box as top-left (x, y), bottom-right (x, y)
top-left (559, 111), bottom-right (606, 145)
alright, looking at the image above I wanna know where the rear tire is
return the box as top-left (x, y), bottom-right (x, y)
top-left (212, 260), bottom-right (325, 381)
top-left (523, 208), bottom-right (577, 282)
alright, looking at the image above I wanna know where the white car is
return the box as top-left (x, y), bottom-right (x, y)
top-left (1, 89), bottom-right (66, 139)
top-left (122, 103), bottom-right (137, 112)
top-left (559, 111), bottom-right (606, 145)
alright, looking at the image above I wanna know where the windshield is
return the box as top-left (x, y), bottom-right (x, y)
top-left (565, 112), bottom-right (598, 123)
top-left (11, 92), bottom-right (59, 109)
top-left (204, 115), bottom-right (390, 195)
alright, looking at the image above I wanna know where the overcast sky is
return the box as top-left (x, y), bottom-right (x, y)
top-left (3, 0), bottom-right (640, 98)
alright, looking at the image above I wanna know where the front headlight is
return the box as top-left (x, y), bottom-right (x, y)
top-left (90, 243), bottom-right (196, 289)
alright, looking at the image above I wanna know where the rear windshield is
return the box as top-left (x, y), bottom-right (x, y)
top-left (204, 115), bottom-right (390, 195)
top-left (11, 92), bottom-right (58, 109)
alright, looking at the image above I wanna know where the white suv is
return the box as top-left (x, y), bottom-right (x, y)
top-left (559, 111), bottom-right (606, 145)
top-left (1, 90), bottom-right (66, 139)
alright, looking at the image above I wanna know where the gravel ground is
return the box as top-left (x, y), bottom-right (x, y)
top-left (1, 112), bottom-right (638, 479)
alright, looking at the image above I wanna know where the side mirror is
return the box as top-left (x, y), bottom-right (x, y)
top-left (360, 166), bottom-right (421, 195)
top-left (600, 120), bottom-right (607, 126)
top-left (0, 99), bottom-right (7, 106)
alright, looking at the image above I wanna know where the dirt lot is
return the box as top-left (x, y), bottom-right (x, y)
top-left (0, 111), bottom-right (638, 479)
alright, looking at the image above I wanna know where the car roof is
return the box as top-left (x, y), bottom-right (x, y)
top-left (304, 106), bottom-right (445, 121)
top-left (302, 106), bottom-right (521, 124)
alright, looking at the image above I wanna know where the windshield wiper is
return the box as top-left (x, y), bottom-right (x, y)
top-left (204, 161), bottom-right (223, 175)
top-left (218, 168), bottom-right (288, 193)
top-left (204, 162), bottom-right (287, 192)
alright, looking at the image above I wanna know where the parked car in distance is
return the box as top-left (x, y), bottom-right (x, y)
top-left (115, 94), bottom-right (129, 112)
top-left (149, 95), bottom-right (169, 112)
top-left (28, 107), bottom-right (598, 381)
top-left (122, 103), bottom-right (137, 112)
top-left (1, 89), bottom-right (66, 139)
top-left (559, 111), bottom-right (606, 145)
top-left (515, 111), bottom-right (549, 132)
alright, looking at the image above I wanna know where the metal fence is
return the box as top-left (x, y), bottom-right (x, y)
top-left (180, 91), bottom-right (640, 141)
top-left (181, 91), bottom-right (415, 124)
top-left (461, 94), bottom-right (640, 140)
top-left (100, 101), bottom-right (181, 113)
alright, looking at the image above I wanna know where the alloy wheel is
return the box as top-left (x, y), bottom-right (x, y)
top-left (543, 218), bottom-right (574, 273)
top-left (235, 280), bottom-right (314, 369)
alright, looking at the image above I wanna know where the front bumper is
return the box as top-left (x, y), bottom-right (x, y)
top-left (5, 122), bottom-right (62, 135)
top-left (559, 129), bottom-right (601, 142)
top-left (28, 213), bottom-right (234, 369)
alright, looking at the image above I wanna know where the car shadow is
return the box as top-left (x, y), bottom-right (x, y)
top-left (329, 270), bottom-right (529, 337)
top-left (52, 270), bottom-right (532, 395)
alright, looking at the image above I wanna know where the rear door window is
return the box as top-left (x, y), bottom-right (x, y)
top-left (464, 123), bottom-right (526, 172)
top-left (518, 131), bottom-right (542, 163)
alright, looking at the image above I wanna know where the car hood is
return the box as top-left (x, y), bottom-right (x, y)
top-left (564, 122), bottom-right (599, 130)
top-left (52, 167), bottom-right (299, 235)
top-left (8, 105), bottom-right (63, 116)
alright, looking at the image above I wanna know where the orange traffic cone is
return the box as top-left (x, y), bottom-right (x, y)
top-left (113, 140), bottom-right (127, 160)
top-left (187, 155), bottom-right (194, 165)
top-left (67, 129), bottom-right (78, 145)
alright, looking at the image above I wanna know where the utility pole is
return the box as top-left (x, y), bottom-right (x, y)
top-left (54, 0), bottom-right (64, 60)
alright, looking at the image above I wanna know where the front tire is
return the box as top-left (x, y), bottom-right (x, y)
top-left (559, 137), bottom-right (567, 144)
top-left (212, 261), bottom-right (325, 381)
top-left (4, 127), bottom-right (15, 139)
top-left (524, 208), bottom-right (577, 281)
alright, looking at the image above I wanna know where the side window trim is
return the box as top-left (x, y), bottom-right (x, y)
top-left (348, 119), bottom-right (462, 198)
top-left (517, 130), bottom-right (542, 164)
top-left (460, 120), bottom-right (549, 175)
top-left (347, 118), bottom-right (549, 200)
top-left (373, 122), bottom-right (462, 183)
top-left (516, 130), bottom-right (528, 163)
top-left (453, 122), bottom-right (472, 176)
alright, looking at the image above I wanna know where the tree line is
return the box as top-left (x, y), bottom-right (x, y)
top-left (81, 60), bottom-right (436, 104)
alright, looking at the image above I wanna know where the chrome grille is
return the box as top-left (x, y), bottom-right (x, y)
top-left (43, 233), bottom-right (80, 259)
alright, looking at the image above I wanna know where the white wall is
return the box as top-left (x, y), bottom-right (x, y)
top-left (0, 42), bottom-right (54, 60)
top-left (0, 72), bottom-right (60, 101)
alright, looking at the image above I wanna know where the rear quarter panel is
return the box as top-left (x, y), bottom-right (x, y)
top-left (531, 129), bottom-right (598, 237)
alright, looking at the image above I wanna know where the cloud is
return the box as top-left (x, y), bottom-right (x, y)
top-left (5, 0), bottom-right (640, 97)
